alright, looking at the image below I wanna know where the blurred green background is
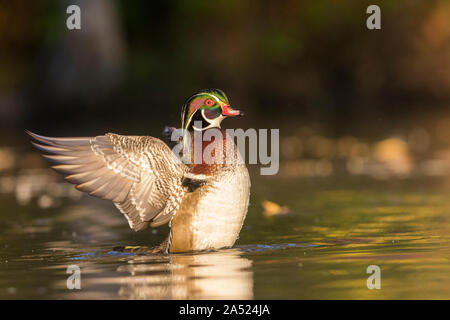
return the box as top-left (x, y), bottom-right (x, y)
top-left (1, 0), bottom-right (449, 140)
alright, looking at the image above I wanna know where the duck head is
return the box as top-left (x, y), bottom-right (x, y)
top-left (181, 89), bottom-right (243, 131)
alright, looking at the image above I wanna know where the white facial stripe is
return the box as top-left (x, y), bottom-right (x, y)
top-left (192, 109), bottom-right (224, 131)
top-left (207, 93), bottom-right (221, 103)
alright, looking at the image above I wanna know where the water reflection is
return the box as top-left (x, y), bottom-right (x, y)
top-left (117, 250), bottom-right (253, 299)
top-left (59, 249), bottom-right (253, 300)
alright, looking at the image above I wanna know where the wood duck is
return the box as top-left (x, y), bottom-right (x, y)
top-left (27, 89), bottom-right (251, 253)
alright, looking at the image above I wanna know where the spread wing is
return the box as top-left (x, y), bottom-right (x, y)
top-left (27, 130), bottom-right (188, 231)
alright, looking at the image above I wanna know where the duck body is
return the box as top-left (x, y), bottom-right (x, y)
top-left (169, 130), bottom-right (250, 252)
top-left (28, 89), bottom-right (250, 253)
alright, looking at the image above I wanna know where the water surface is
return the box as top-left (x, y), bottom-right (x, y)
top-left (1, 173), bottom-right (450, 299)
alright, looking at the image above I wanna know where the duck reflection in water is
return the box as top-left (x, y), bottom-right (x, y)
top-left (115, 249), bottom-right (253, 299)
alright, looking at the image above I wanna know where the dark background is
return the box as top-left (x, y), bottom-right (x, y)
top-left (0, 0), bottom-right (449, 148)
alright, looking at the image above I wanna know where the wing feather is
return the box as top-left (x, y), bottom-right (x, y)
top-left (27, 130), bottom-right (188, 230)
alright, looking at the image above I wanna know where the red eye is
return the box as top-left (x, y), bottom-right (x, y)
top-left (205, 99), bottom-right (214, 107)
